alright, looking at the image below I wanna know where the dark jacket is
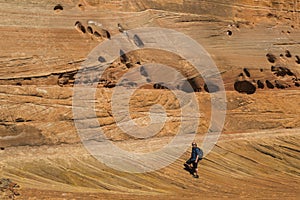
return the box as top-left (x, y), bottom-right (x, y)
top-left (190, 147), bottom-right (202, 161)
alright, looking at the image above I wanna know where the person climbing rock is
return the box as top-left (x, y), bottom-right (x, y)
top-left (184, 142), bottom-right (203, 178)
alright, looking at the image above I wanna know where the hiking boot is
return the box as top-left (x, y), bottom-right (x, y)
top-left (183, 163), bottom-right (189, 168)
top-left (193, 175), bottom-right (199, 178)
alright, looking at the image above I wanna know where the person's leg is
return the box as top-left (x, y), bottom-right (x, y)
top-left (193, 162), bottom-right (199, 178)
top-left (194, 167), bottom-right (198, 177)
top-left (185, 158), bottom-right (192, 167)
top-left (184, 159), bottom-right (195, 175)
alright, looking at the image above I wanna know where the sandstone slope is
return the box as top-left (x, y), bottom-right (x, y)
top-left (0, 0), bottom-right (300, 199)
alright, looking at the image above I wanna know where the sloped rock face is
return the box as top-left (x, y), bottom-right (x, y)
top-left (0, 0), bottom-right (300, 199)
top-left (0, 0), bottom-right (299, 147)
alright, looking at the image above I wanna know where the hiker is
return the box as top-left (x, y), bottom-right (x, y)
top-left (184, 142), bottom-right (203, 178)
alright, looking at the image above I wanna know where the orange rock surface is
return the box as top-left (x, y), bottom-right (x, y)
top-left (0, 0), bottom-right (299, 199)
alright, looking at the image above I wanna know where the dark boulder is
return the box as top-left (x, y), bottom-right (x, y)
top-left (266, 53), bottom-right (276, 63)
top-left (234, 80), bottom-right (256, 94)
top-left (257, 80), bottom-right (264, 89)
top-left (266, 80), bottom-right (275, 89)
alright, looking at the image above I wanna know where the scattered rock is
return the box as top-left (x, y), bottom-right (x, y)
top-left (275, 80), bottom-right (289, 89)
top-left (154, 83), bottom-right (168, 90)
top-left (257, 80), bottom-right (264, 89)
top-left (58, 74), bottom-right (69, 86)
top-left (234, 80), bottom-right (256, 94)
top-left (227, 30), bottom-right (232, 36)
top-left (140, 66), bottom-right (148, 77)
top-left (266, 53), bottom-right (276, 63)
top-left (118, 23), bottom-right (125, 33)
top-left (101, 29), bottom-right (111, 39)
top-left (295, 55), bottom-right (300, 64)
top-left (120, 49), bottom-right (128, 64)
top-left (104, 82), bottom-right (116, 88)
top-left (0, 178), bottom-right (20, 199)
top-left (75, 21), bottom-right (86, 34)
top-left (133, 34), bottom-right (144, 48)
top-left (93, 31), bottom-right (101, 38)
top-left (77, 3), bottom-right (85, 10)
top-left (87, 26), bottom-right (93, 34)
top-left (271, 66), bottom-right (277, 72)
top-left (243, 68), bottom-right (250, 77)
top-left (271, 66), bottom-right (294, 77)
top-left (98, 56), bottom-right (106, 63)
top-left (153, 83), bottom-right (161, 89)
top-left (266, 80), bottom-right (274, 89)
top-left (125, 63), bottom-right (133, 68)
top-left (15, 118), bottom-right (25, 123)
top-left (285, 50), bottom-right (292, 58)
top-left (54, 4), bottom-right (63, 11)
top-left (57, 72), bottom-right (76, 87)
top-left (285, 68), bottom-right (294, 76)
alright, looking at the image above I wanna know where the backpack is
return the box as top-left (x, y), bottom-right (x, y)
top-left (197, 147), bottom-right (203, 160)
